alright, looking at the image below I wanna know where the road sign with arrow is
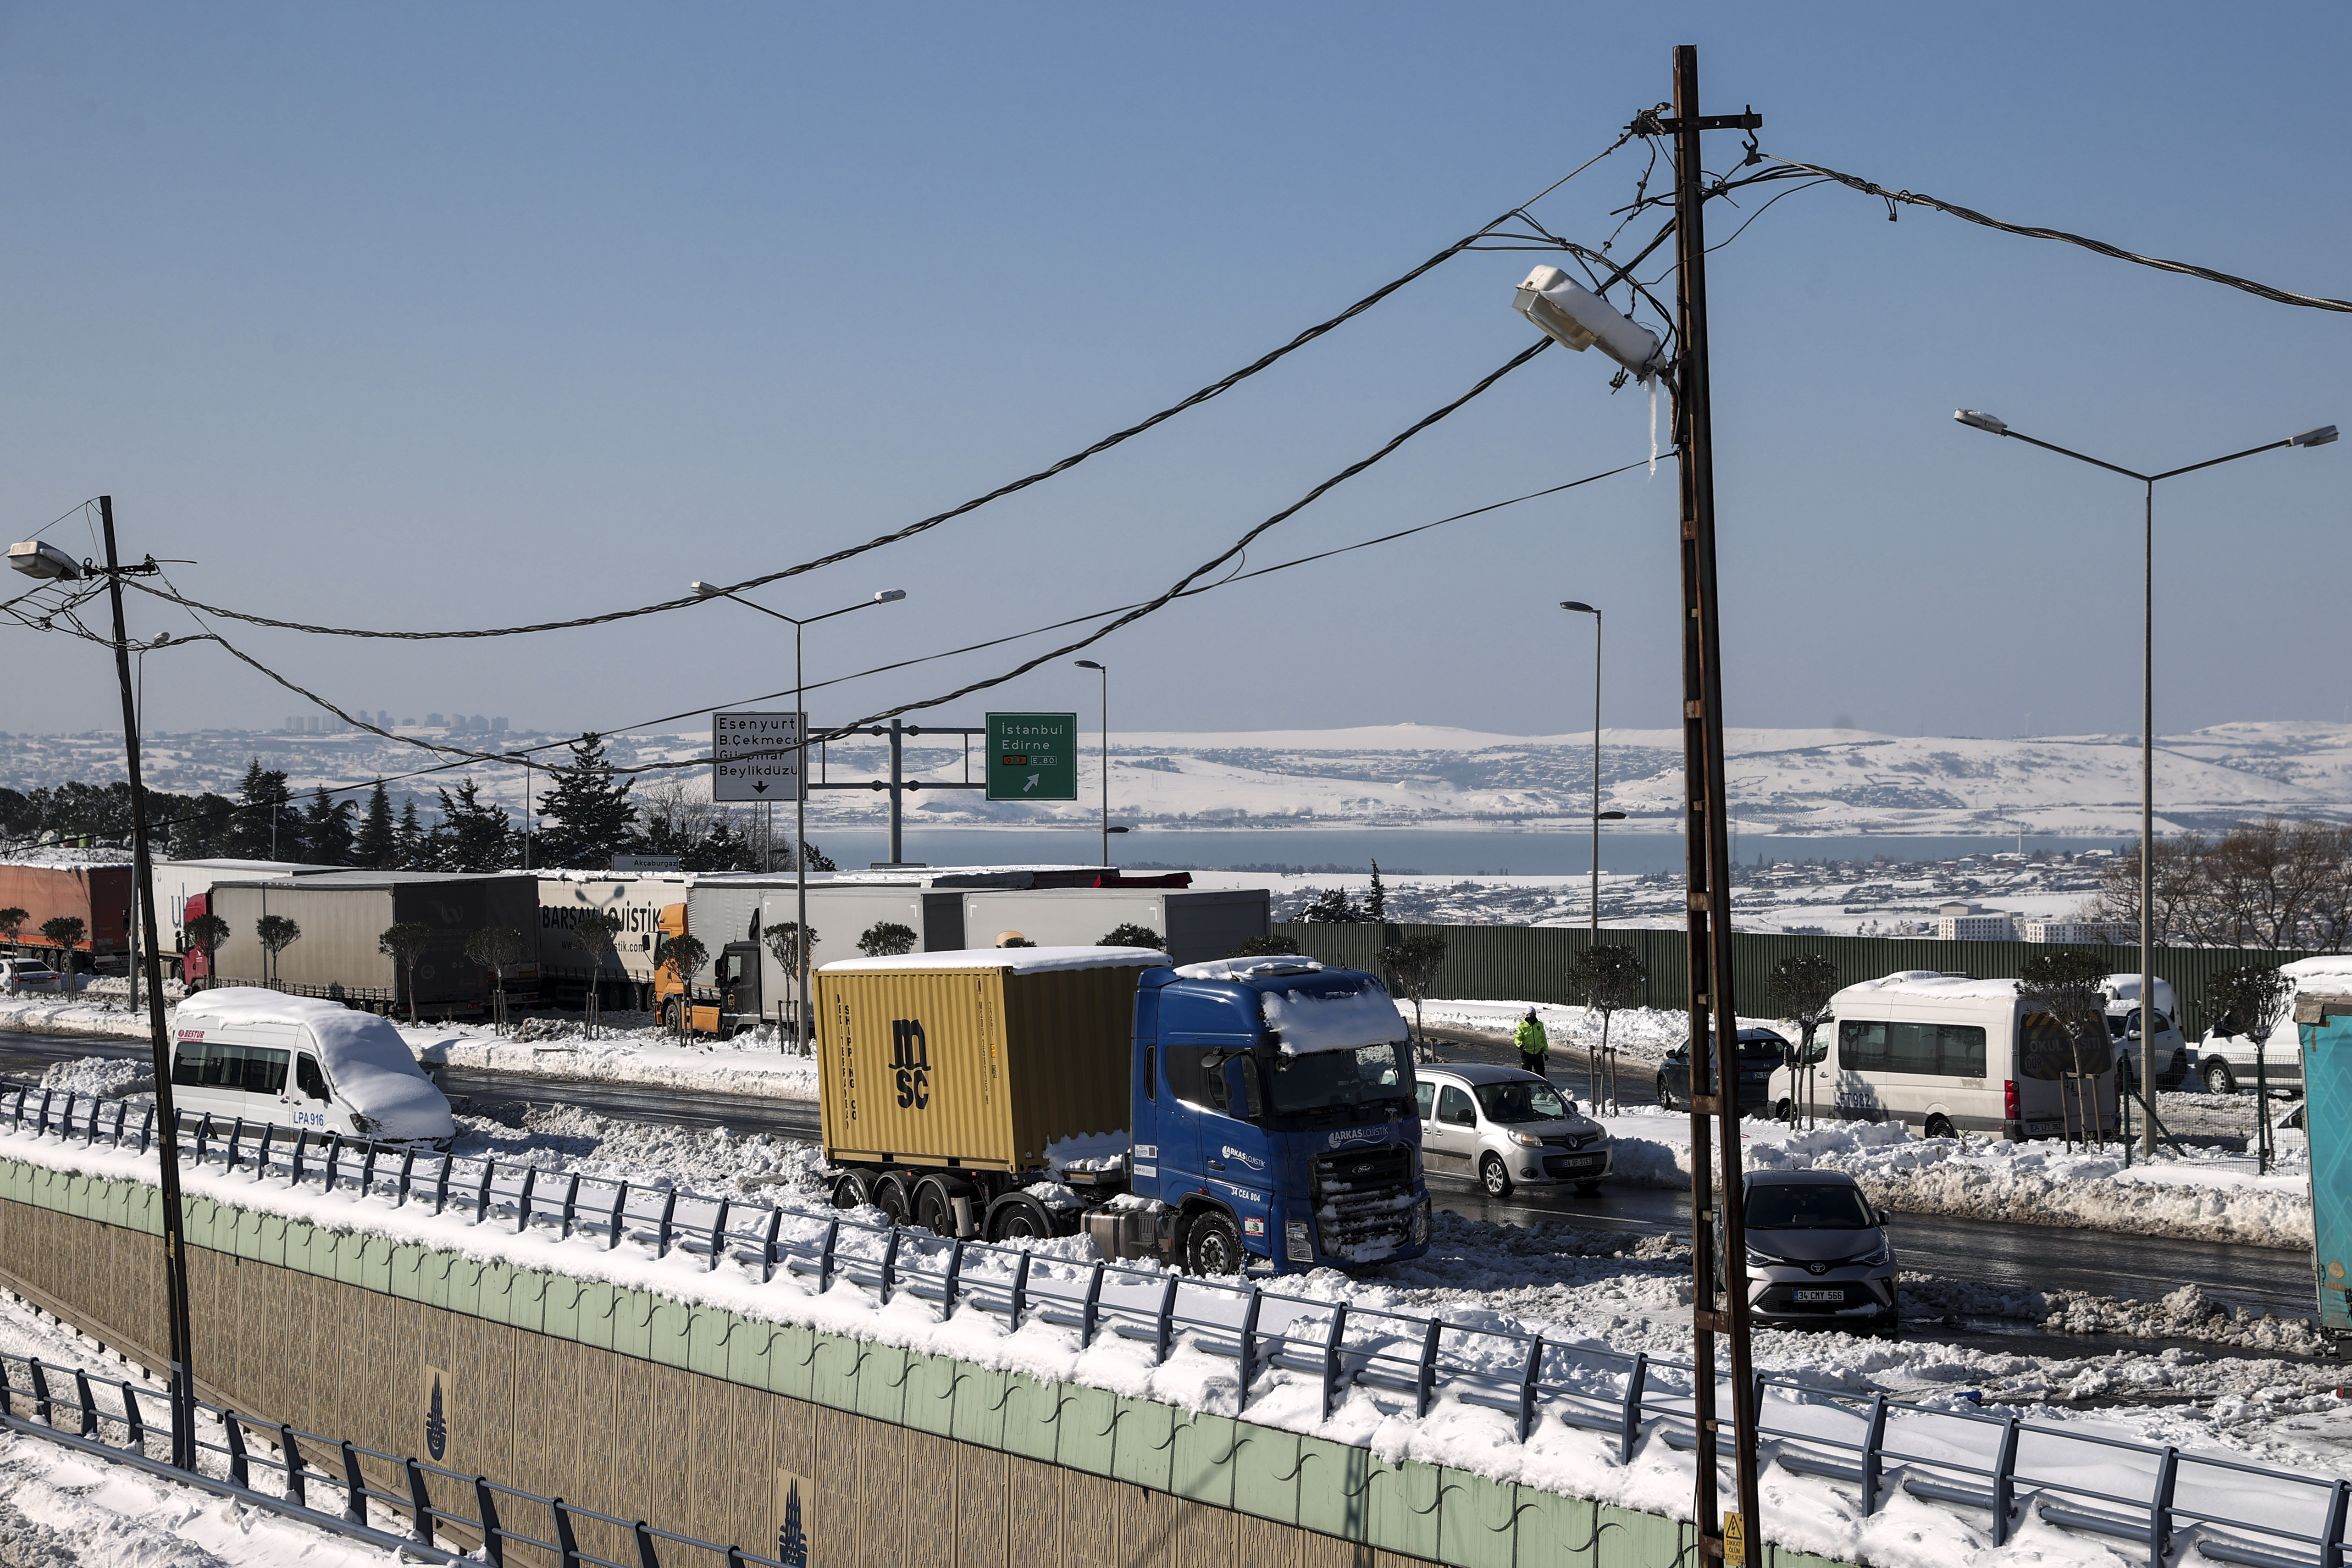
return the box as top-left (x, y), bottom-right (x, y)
top-left (985, 712), bottom-right (1078, 801)
top-left (714, 711), bottom-right (804, 802)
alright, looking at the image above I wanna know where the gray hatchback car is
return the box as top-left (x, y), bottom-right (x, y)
top-left (1415, 1063), bottom-right (1613, 1197)
top-left (1724, 1169), bottom-right (1899, 1335)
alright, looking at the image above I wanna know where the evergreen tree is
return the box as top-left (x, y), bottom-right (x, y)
top-left (394, 798), bottom-right (429, 869)
top-left (1366, 861), bottom-right (1388, 923)
top-left (535, 734), bottom-right (638, 869)
top-left (224, 759), bottom-right (299, 860)
top-left (168, 792), bottom-right (235, 859)
top-left (302, 787), bottom-right (355, 865)
top-left (432, 778), bottom-right (513, 871)
top-left (353, 783), bottom-right (398, 869)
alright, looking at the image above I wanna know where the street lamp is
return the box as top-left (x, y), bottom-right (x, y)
top-left (691, 582), bottom-right (906, 1046)
top-left (1559, 602), bottom-right (1627, 931)
top-left (1074, 660), bottom-right (1112, 867)
top-left (1951, 410), bottom-right (2335, 1154)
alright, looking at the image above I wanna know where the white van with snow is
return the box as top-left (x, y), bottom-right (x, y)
top-left (1767, 971), bottom-right (2118, 1142)
top-left (171, 989), bottom-right (455, 1145)
top-left (2197, 954), bottom-right (2352, 1095)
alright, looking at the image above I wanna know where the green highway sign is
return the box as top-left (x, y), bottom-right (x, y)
top-left (985, 712), bottom-right (1079, 801)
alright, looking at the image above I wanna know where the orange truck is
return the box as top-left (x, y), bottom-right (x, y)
top-left (0, 860), bottom-right (131, 968)
top-left (651, 903), bottom-right (766, 1035)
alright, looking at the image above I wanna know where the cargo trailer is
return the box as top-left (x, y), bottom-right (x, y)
top-left (205, 871), bottom-right (540, 1014)
top-left (0, 858), bottom-right (132, 968)
top-left (2300, 987), bottom-right (2352, 1355)
top-left (958, 887), bottom-right (1268, 966)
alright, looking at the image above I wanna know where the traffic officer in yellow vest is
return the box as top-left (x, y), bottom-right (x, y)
top-left (1514, 1008), bottom-right (1549, 1078)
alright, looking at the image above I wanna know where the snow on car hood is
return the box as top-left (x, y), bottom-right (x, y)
top-left (1259, 981), bottom-right (1407, 1056)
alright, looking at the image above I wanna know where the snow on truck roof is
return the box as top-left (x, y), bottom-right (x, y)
top-left (818, 945), bottom-right (1172, 975)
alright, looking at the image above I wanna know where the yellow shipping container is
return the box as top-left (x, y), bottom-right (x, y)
top-left (814, 951), bottom-right (1155, 1174)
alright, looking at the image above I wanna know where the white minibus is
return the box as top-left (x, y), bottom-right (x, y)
top-left (171, 988), bottom-right (455, 1145)
top-left (1769, 971), bottom-right (2117, 1141)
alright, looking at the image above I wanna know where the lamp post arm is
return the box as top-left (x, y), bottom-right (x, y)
top-left (2150, 438), bottom-right (2293, 483)
top-left (1994, 428), bottom-right (2152, 482)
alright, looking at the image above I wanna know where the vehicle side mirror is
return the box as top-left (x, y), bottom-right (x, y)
top-left (1876, 1208), bottom-right (1891, 1226)
top-left (1222, 1056), bottom-right (1263, 1119)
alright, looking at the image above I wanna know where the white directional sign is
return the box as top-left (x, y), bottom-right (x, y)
top-left (713, 711), bottom-right (805, 802)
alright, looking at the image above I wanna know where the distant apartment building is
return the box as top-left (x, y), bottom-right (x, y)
top-left (1935, 901), bottom-right (2015, 941)
top-left (2020, 919), bottom-right (2129, 945)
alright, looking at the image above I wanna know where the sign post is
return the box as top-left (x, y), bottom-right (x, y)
top-left (714, 712), bottom-right (805, 803)
top-left (985, 713), bottom-right (1079, 802)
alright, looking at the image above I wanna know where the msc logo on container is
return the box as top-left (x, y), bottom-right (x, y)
top-left (890, 1019), bottom-right (931, 1110)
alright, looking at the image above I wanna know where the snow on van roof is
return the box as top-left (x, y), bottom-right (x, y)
top-left (818, 945), bottom-right (1171, 976)
top-left (2282, 954), bottom-right (2352, 987)
top-left (1836, 971), bottom-right (2024, 1003)
top-left (177, 988), bottom-right (376, 1028)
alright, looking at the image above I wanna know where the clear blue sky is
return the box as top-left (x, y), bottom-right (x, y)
top-left (5, 3), bottom-right (2346, 748)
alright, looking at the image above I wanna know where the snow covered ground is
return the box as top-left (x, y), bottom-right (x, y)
top-left (0, 1285), bottom-right (425, 1566)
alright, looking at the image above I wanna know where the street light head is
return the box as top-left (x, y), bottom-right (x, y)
top-left (1105, 825), bottom-right (1130, 834)
top-left (2290, 425), bottom-right (2339, 449)
top-left (8, 541), bottom-right (81, 582)
top-left (1512, 266), bottom-right (1665, 380)
top-left (1074, 659), bottom-right (1104, 670)
top-left (1560, 601), bottom-right (1597, 614)
top-left (689, 581), bottom-right (723, 598)
top-left (1954, 409), bottom-right (2009, 435)
top-left (1597, 810), bottom-right (1628, 820)
top-left (874, 589), bottom-right (908, 602)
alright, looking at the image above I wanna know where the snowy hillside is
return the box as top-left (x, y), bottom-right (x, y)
top-left (5, 720), bottom-right (2347, 839)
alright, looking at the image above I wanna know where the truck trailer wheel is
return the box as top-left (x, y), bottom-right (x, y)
top-left (913, 1175), bottom-right (975, 1238)
top-left (984, 1193), bottom-right (1055, 1242)
top-left (831, 1170), bottom-right (876, 1210)
top-left (1183, 1210), bottom-right (1244, 1275)
top-left (872, 1172), bottom-right (915, 1225)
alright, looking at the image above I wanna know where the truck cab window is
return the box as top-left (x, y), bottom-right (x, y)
top-left (296, 1053), bottom-right (330, 1102)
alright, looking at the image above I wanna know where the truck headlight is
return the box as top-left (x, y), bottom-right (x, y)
top-left (1285, 1219), bottom-right (1315, 1263)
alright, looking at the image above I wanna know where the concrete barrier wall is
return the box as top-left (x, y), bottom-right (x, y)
top-left (0, 1155), bottom-right (1850, 1568)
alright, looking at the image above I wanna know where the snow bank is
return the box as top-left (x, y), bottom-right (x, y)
top-left (1596, 1109), bottom-right (2314, 1250)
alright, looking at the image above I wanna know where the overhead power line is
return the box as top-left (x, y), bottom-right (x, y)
top-left (108, 339), bottom-right (1560, 796)
top-left (1759, 155), bottom-right (2352, 314)
top-left (119, 137), bottom-right (1639, 647)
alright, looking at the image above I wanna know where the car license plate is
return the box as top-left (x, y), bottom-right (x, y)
top-left (1792, 1288), bottom-right (1843, 1303)
top-left (1554, 1155), bottom-right (1602, 1169)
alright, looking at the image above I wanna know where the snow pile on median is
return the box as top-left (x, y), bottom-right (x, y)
top-left (1596, 1109), bottom-right (2314, 1250)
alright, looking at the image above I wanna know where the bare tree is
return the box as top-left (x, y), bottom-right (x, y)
top-left (254, 914), bottom-right (302, 988)
top-left (2096, 819), bottom-right (2352, 950)
top-left (1378, 935), bottom-right (1447, 1056)
top-left (0, 908), bottom-right (26, 952)
top-left (2207, 965), bottom-right (2296, 1173)
top-left (377, 922), bottom-right (431, 1023)
top-left (1573, 945), bottom-right (1647, 1114)
top-left (568, 912), bottom-right (620, 1039)
top-left (1766, 953), bottom-right (1840, 1129)
top-left (761, 920), bottom-right (817, 1047)
top-left (2015, 948), bottom-right (2113, 1149)
top-left (464, 925), bottom-right (529, 1034)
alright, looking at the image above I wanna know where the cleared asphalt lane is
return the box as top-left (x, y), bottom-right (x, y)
top-left (0, 1025), bottom-right (2314, 1350)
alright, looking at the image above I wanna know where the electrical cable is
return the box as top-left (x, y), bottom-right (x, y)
top-left (83, 339), bottom-right (1570, 803)
top-left (1755, 155), bottom-right (2352, 313)
top-left (119, 138), bottom-right (1639, 646)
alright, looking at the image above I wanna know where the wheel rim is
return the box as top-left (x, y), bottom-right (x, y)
top-left (1195, 1222), bottom-right (1237, 1273)
top-left (915, 1189), bottom-right (949, 1234)
top-left (998, 1206), bottom-right (1045, 1240)
top-left (1483, 1159), bottom-right (1506, 1195)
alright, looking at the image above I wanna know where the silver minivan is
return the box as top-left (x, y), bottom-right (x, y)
top-left (172, 988), bottom-right (454, 1145)
top-left (1414, 1063), bottom-right (1612, 1197)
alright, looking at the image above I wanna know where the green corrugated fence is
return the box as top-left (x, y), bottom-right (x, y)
top-left (1269, 921), bottom-right (2330, 1038)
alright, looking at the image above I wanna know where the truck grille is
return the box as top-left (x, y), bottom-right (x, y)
top-left (1311, 1144), bottom-right (1416, 1260)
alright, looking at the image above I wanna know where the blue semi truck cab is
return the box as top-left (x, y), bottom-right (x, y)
top-left (1070, 956), bottom-right (1431, 1275)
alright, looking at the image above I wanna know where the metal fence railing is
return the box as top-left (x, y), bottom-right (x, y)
top-left (2, 1083), bottom-right (2345, 1568)
top-left (0, 1343), bottom-right (789, 1568)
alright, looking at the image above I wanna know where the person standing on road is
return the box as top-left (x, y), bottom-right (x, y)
top-left (1515, 1008), bottom-right (1549, 1078)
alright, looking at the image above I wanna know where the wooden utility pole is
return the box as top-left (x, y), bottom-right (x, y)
top-left (1658, 45), bottom-right (1765, 1568)
top-left (96, 496), bottom-right (200, 1468)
